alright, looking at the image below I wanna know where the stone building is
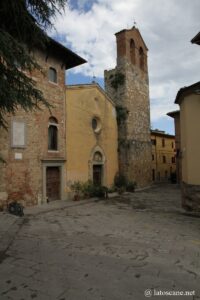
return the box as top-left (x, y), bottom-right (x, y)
top-left (167, 110), bottom-right (181, 183)
top-left (168, 32), bottom-right (200, 212)
top-left (174, 82), bottom-right (200, 211)
top-left (0, 38), bottom-right (86, 208)
top-left (104, 26), bottom-right (151, 187)
top-left (151, 130), bottom-right (176, 182)
top-left (0, 26), bottom-right (153, 208)
top-left (65, 83), bottom-right (118, 195)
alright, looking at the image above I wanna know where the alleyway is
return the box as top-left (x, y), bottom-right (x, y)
top-left (0, 184), bottom-right (200, 300)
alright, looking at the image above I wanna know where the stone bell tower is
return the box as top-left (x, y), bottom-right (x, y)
top-left (104, 26), bottom-right (151, 187)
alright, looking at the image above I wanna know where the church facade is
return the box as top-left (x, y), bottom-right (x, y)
top-left (65, 84), bottom-right (118, 196)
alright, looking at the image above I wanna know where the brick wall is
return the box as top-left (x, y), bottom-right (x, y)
top-left (0, 49), bottom-right (66, 207)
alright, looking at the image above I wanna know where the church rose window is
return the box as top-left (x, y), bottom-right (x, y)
top-left (92, 117), bottom-right (102, 134)
top-left (92, 118), bottom-right (97, 130)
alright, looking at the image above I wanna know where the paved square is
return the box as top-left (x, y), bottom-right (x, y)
top-left (0, 184), bottom-right (199, 299)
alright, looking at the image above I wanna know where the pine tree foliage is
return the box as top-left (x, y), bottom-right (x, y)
top-left (0, 0), bottom-right (66, 127)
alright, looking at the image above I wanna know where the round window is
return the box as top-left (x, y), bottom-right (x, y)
top-left (92, 117), bottom-right (101, 133)
top-left (92, 118), bottom-right (97, 130)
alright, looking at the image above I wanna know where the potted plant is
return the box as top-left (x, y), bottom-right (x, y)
top-left (71, 181), bottom-right (82, 201)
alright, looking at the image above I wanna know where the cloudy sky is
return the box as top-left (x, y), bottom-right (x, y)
top-left (51, 0), bottom-right (200, 134)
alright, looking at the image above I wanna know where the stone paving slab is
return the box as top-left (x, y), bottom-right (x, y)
top-left (0, 213), bottom-right (23, 256)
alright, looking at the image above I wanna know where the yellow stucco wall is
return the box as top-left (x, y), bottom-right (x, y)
top-left (180, 94), bottom-right (200, 185)
top-left (66, 84), bottom-right (118, 190)
top-left (151, 131), bottom-right (176, 181)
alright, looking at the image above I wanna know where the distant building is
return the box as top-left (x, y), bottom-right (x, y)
top-left (0, 38), bottom-right (86, 207)
top-left (65, 83), bottom-right (118, 195)
top-left (105, 26), bottom-right (151, 187)
top-left (151, 130), bottom-right (176, 182)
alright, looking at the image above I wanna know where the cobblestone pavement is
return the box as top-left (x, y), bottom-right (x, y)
top-left (0, 184), bottom-right (200, 300)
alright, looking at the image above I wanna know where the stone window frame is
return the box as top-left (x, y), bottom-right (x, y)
top-left (48, 67), bottom-right (58, 84)
top-left (88, 145), bottom-right (107, 186)
top-left (11, 119), bottom-right (27, 148)
top-left (42, 160), bottom-right (65, 204)
top-left (48, 117), bottom-right (59, 152)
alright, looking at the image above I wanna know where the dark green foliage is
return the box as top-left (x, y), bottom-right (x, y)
top-left (114, 173), bottom-right (128, 188)
top-left (71, 180), bottom-right (108, 199)
top-left (126, 181), bottom-right (135, 192)
top-left (0, 0), bottom-right (66, 128)
top-left (110, 72), bottom-right (125, 89)
top-left (114, 173), bottom-right (136, 193)
top-left (70, 181), bottom-right (82, 194)
top-left (91, 186), bottom-right (108, 198)
top-left (82, 181), bottom-right (108, 198)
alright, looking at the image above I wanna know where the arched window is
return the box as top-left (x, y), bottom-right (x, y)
top-left (93, 151), bottom-right (103, 162)
top-left (139, 47), bottom-right (144, 70)
top-left (130, 39), bottom-right (136, 64)
top-left (48, 117), bottom-right (58, 150)
top-left (48, 67), bottom-right (57, 83)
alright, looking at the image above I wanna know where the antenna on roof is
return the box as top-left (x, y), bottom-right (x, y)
top-left (92, 73), bottom-right (96, 84)
top-left (133, 18), bottom-right (137, 28)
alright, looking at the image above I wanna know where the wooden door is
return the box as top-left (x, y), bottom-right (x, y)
top-left (93, 165), bottom-right (102, 186)
top-left (46, 167), bottom-right (60, 201)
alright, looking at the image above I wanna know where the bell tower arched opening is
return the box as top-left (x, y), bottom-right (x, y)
top-left (130, 39), bottom-right (136, 65)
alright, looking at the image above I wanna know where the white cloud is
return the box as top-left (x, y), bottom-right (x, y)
top-left (51, 0), bottom-right (200, 123)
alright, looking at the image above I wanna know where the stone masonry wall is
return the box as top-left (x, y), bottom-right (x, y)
top-left (0, 49), bottom-right (66, 208)
top-left (182, 181), bottom-right (200, 212)
top-left (104, 28), bottom-right (152, 187)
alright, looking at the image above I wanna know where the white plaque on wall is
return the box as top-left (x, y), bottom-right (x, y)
top-left (15, 153), bottom-right (23, 160)
top-left (12, 120), bottom-right (25, 147)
